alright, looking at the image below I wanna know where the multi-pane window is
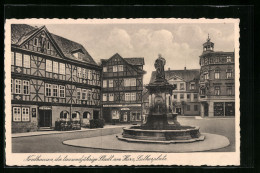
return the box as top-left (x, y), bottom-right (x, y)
top-left (88, 70), bottom-right (92, 80)
top-left (13, 107), bottom-right (21, 122)
top-left (103, 80), bottom-right (107, 88)
top-left (59, 85), bottom-right (65, 98)
top-left (15, 53), bottom-right (22, 67)
top-left (180, 94), bottom-right (184, 99)
top-left (82, 68), bottom-right (86, 79)
top-left (15, 79), bottom-right (21, 94)
top-left (215, 57), bottom-right (220, 63)
top-left (53, 61), bottom-right (59, 74)
top-left (82, 89), bottom-right (87, 100)
top-left (23, 54), bottom-right (30, 68)
top-left (227, 86), bottom-right (232, 95)
top-left (227, 56), bottom-right (232, 62)
top-left (124, 78), bottom-right (136, 87)
top-left (109, 93), bottom-right (114, 101)
top-left (77, 88), bottom-right (81, 100)
top-left (11, 52), bottom-right (14, 65)
top-left (226, 69), bottom-right (233, 79)
top-left (103, 67), bottom-right (107, 72)
top-left (131, 93), bottom-right (136, 101)
top-left (215, 69), bottom-right (220, 79)
top-left (59, 63), bottom-right (65, 75)
top-left (113, 65), bottom-right (118, 72)
top-left (109, 80), bottom-right (113, 87)
top-left (53, 85), bottom-right (58, 97)
top-left (118, 65), bottom-right (123, 71)
top-left (194, 94), bottom-right (198, 99)
top-left (215, 86), bottom-right (220, 96)
top-left (77, 67), bottom-right (82, 78)
top-left (201, 89), bottom-right (205, 95)
top-left (22, 107), bottom-right (30, 121)
top-left (180, 83), bottom-right (184, 90)
top-left (125, 93), bottom-right (131, 101)
top-left (46, 60), bottom-right (52, 72)
top-left (103, 93), bottom-right (107, 101)
top-left (23, 80), bottom-right (29, 94)
top-left (190, 83), bottom-right (195, 90)
top-left (45, 84), bottom-right (52, 96)
top-left (204, 72), bottom-right (209, 80)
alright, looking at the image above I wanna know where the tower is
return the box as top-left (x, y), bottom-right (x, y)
top-left (203, 34), bottom-right (214, 53)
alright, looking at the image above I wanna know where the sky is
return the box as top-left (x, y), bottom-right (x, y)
top-left (40, 23), bottom-right (234, 84)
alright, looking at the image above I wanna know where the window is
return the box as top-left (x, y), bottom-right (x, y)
top-left (11, 52), bottom-right (14, 65)
top-left (53, 85), bottom-right (58, 97)
top-left (187, 94), bottom-right (190, 99)
top-left (190, 83), bottom-right (195, 90)
top-left (201, 89), bottom-right (205, 95)
top-left (77, 67), bottom-right (81, 78)
top-left (215, 57), bottom-right (220, 63)
top-left (187, 105), bottom-right (190, 111)
top-left (82, 68), bottom-right (86, 79)
top-left (23, 80), bottom-right (29, 94)
top-left (226, 69), bottom-right (233, 79)
top-left (52, 61), bottom-right (58, 74)
top-left (103, 67), bottom-right (107, 72)
top-left (125, 93), bottom-right (131, 101)
top-left (131, 93), bottom-right (136, 101)
top-left (15, 79), bottom-right (21, 94)
top-left (13, 107), bottom-right (21, 121)
top-left (113, 65), bottom-right (118, 72)
top-left (103, 80), bottom-right (107, 88)
top-left (124, 78), bottom-right (136, 87)
top-left (227, 56), bottom-right (232, 62)
top-left (118, 65), bottom-right (123, 71)
top-left (22, 107), bottom-right (30, 121)
top-left (83, 112), bottom-right (91, 119)
top-left (227, 86), bottom-right (232, 95)
top-left (173, 94), bottom-right (177, 99)
top-left (15, 53), bottom-right (22, 67)
top-left (33, 38), bottom-right (38, 46)
top-left (109, 93), bottom-right (114, 101)
top-left (46, 60), bottom-right (52, 72)
top-left (22, 54), bottom-right (30, 68)
top-left (47, 42), bottom-right (50, 50)
top-left (124, 78), bottom-right (130, 86)
top-left (204, 72), bottom-right (209, 80)
top-left (180, 83), bottom-right (184, 90)
top-left (11, 79), bottom-right (13, 93)
top-left (60, 111), bottom-right (69, 119)
top-left (215, 69), bottom-right (220, 79)
top-left (194, 105), bottom-right (198, 111)
top-left (103, 93), bottom-right (107, 101)
top-left (76, 88), bottom-right (81, 100)
top-left (194, 94), bottom-right (198, 99)
top-left (45, 84), bottom-right (52, 96)
top-left (131, 78), bottom-right (136, 86)
top-left (180, 94), bottom-right (184, 99)
top-left (109, 80), bottom-right (113, 88)
top-left (59, 85), bottom-right (65, 98)
top-left (88, 70), bottom-right (92, 80)
top-left (215, 86), bottom-right (220, 96)
top-left (82, 89), bottom-right (87, 100)
top-left (87, 90), bottom-right (92, 101)
top-left (72, 112), bottom-right (80, 119)
top-left (59, 63), bottom-right (65, 75)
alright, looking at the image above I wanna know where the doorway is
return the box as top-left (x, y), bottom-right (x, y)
top-left (39, 110), bottom-right (52, 127)
top-left (93, 110), bottom-right (99, 119)
top-left (176, 108), bottom-right (182, 115)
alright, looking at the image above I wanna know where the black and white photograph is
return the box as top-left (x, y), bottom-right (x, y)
top-left (4, 18), bottom-right (240, 166)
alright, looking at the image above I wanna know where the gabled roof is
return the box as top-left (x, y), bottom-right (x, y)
top-left (11, 24), bottom-right (97, 66)
top-left (149, 69), bottom-right (200, 84)
top-left (124, 57), bottom-right (145, 66)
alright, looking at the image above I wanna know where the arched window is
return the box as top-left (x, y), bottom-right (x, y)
top-left (72, 111), bottom-right (80, 119)
top-left (60, 110), bottom-right (69, 119)
top-left (83, 112), bottom-right (91, 119)
top-left (214, 68), bottom-right (220, 79)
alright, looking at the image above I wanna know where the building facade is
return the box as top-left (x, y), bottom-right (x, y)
top-left (149, 68), bottom-right (201, 116)
top-left (199, 36), bottom-right (235, 117)
top-left (11, 24), bottom-right (102, 133)
top-left (101, 53), bottom-right (145, 124)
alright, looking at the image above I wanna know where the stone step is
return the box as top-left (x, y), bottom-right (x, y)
top-left (38, 127), bottom-right (54, 131)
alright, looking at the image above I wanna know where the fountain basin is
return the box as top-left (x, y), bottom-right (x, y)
top-left (117, 125), bottom-right (204, 144)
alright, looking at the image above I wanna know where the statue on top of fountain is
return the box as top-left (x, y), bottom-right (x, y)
top-left (154, 54), bottom-right (168, 84)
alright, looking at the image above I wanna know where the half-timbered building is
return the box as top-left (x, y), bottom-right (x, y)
top-left (11, 24), bottom-right (102, 133)
top-left (101, 53), bottom-right (145, 124)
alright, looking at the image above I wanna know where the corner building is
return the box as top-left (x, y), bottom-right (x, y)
top-left (101, 53), bottom-right (145, 124)
top-left (11, 24), bottom-right (101, 133)
top-left (199, 36), bottom-right (235, 117)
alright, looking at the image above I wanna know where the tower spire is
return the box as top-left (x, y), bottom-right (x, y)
top-left (207, 33), bottom-right (210, 42)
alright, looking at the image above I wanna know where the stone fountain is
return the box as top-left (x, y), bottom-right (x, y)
top-left (117, 55), bottom-right (205, 143)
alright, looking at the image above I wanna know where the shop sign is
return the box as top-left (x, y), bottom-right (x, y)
top-left (103, 104), bottom-right (141, 107)
top-left (39, 106), bottom-right (52, 110)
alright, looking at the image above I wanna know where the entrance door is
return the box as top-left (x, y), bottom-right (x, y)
top-left (176, 108), bottom-right (182, 115)
top-left (39, 110), bottom-right (52, 127)
top-left (93, 110), bottom-right (99, 119)
top-left (204, 103), bottom-right (209, 117)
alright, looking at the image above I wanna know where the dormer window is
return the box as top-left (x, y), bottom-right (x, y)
top-left (33, 38), bottom-right (38, 46)
top-left (73, 52), bottom-right (79, 59)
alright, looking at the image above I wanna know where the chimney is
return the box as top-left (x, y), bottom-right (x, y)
top-left (168, 68), bottom-right (170, 71)
top-left (184, 67), bottom-right (186, 70)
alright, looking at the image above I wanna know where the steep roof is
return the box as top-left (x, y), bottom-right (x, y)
top-left (11, 24), bottom-right (97, 66)
top-left (124, 57), bottom-right (145, 65)
top-left (149, 69), bottom-right (200, 84)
